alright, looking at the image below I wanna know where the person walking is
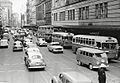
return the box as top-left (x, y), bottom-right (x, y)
top-left (98, 65), bottom-right (106, 83)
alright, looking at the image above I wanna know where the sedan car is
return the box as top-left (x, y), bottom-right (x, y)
top-left (13, 41), bottom-right (23, 51)
top-left (24, 43), bottom-right (37, 52)
top-left (47, 42), bottom-right (63, 53)
top-left (51, 71), bottom-right (92, 83)
top-left (0, 39), bottom-right (9, 48)
top-left (36, 38), bottom-right (47, 47)
top-left (24, 52), bottom-right (46, 70)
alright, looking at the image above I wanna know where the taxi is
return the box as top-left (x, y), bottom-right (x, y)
top-left (51, 71), bottom-right (92, 83)
top-left (13, 41), bottom-right (23, 51)
top-left (47, 42), bottom-right (63, 53)
top-left (24, 52), bottom-right (46, 70)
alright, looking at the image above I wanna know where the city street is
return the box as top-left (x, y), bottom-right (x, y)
top-left (0, 34), bottom-right (120, 83)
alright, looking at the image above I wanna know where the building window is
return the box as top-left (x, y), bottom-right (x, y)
top-left (54, 13), bottom-right (58, 21)
top-left (95, 2), bottom-right (108, 19)
top-left (86, 6), bottom-right (89, 19)
top-left (68, 9), bottom-right (75, 20)
top-left (79, 6), bottom-right (89, 20)
top-left (59, 11), bottom-right (65, 21)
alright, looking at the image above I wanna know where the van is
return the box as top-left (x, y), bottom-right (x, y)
top-left (76, 47), bottom-right (109, 70)
top-left (51, 71), bottom-right (92, 83)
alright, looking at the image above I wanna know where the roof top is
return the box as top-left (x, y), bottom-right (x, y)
top-left (78, 47), bottom-right (105, 53)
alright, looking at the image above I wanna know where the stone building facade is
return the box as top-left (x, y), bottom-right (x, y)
top-left (52, 0), bottom-right (120, 26)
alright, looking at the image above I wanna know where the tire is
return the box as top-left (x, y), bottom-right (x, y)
top-left (77, 60), bottom-right (82, 66)
top-left (89, 64), bottom-right (93, 70)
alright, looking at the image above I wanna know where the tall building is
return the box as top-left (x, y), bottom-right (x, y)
top-left (0, 0), bottom-right (12, 27)
top-left (11, 13), bottom-right (19, 27)
top-left (36, 0), bottom-right (46, 26)
top-left (36, 0), bottom-right (52, 26)
top-left (52, 0), bottom-right (120, 26)
top-left (26, 0), bottom-right (36, 25)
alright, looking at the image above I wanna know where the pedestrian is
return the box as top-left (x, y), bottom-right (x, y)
top-left (98, 64), bottom-right (106, 83)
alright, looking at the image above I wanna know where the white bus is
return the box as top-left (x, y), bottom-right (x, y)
top-left (52, 32), bottom-right (74, 48)
top-left (72, 35), bottom-right (119, 60)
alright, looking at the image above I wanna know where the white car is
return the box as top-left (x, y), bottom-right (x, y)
top-left (25, 47), bottom-right (40, 55)
top-left (36, 38), bottom-right (47, 46)
top-left (24, 52), bottom-right (46, 70)
top-left (24, 43), bottom-right (37, 52)
top-left (47, 42), bottom-right (63, 53)
top-left (51, 71), bottom-right (92, 83)
top-left (13, 41), bottom-right (23, 51)
top-left (0, 39), bottom-right (9, 48)
top-left (23, 38), bottom-right (33, 47)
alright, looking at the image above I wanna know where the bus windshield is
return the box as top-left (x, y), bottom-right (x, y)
top-left (102, 43), bottom-right (117, 49)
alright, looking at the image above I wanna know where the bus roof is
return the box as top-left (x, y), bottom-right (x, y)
top-left (73, 35), bottom-right (117, 42)
top-left (52, 32), bottom-right (74, 36)
top-left (77, 47), bottom-right (105, 53)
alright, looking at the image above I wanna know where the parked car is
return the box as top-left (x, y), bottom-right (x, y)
top-left (24, 52), bottom-right (46, 70)
top-left (36, 38), bottom-right (47, 46)
top-left (47, 42), bottom-right (63, 53)
top-left (51, 71), bottom-right (92, 83)
top-left (13, 41), bottom-right (23, 51)
top-left (0, 39), bottom-right (9, 48)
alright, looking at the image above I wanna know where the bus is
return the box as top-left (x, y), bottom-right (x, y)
top-left (72, 35), bottom-right (119, 60)
top-left (52, 32), bottom-right (74, 48)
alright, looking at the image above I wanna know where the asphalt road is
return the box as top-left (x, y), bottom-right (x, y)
top-left (0, 33), bottom-right (120, 83)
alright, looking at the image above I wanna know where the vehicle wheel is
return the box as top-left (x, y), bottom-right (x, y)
top-left (89, 64), bottom-right (93, 70)
top-left (77, 60), bottom-right (82, 66)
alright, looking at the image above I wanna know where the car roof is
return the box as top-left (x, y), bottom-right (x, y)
top-left (77, 47), bottom-right (105, 53)
top-left (27, 47), bottom-right (39, 51)
top-left (14, 41), bottom-right (21, 43)
top-left (61, 71), bottom-right (91, 82)
top-left (27, 52), bottom-right (43, 58)
top-left (50, 42), bottom-right (59, 44)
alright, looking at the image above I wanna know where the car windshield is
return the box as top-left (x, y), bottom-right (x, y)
top-left (32, 55), bottom-right (41, 59)
top-left (95, 53), bottom-right (107, 58)
top-left (102, 43), bottom-right (117, 49)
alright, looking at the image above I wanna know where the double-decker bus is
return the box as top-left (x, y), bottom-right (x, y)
top-left (37, 25), bottom-right (63, 42)
top-left (52, 32), bottom-right (74, 48)
top-left (72, 35), bottom-right (119, 60)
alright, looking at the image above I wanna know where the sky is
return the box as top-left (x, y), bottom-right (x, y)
top-left (10, 0), bottom-right (27, 14)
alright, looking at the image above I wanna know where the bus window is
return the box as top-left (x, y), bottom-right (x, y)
top-left (72, 38), bottom-right (75, 42)
top-left (89, 53), bottom-right (93, 57)
top-left (96, 42), bottom-right (101, 48)
top-left (95, 53), bottom-right (102, 57)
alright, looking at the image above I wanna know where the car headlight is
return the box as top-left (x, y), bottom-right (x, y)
top-left (96, 61), bottom-right (100, 65)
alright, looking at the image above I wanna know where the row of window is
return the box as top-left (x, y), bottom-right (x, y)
top-left (72, 37), bottom-right (95, 45)
top-left (78, 50), bottom-right (94, 57)
top-left (53, 2), bottom-right (108, 21)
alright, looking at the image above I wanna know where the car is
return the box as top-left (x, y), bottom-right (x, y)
top-left (24, 43), bottom-right (37, 52)
top-left (24, 52), bottom-right (46, 70)
top-left (13, 41), bottom-right (23, 51)
top-left (47, 42), bottom-right (63, 53)
top-left (25, 47), bottom-right (40, 55)
top-left (0, 39), bottom-right (9, 48)
top-left (36, 38), bottom-right (47, 47)
top-left (51, 71), bottom-right (92, 83)
top-left (23, 38), bottom-right (33, 47)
